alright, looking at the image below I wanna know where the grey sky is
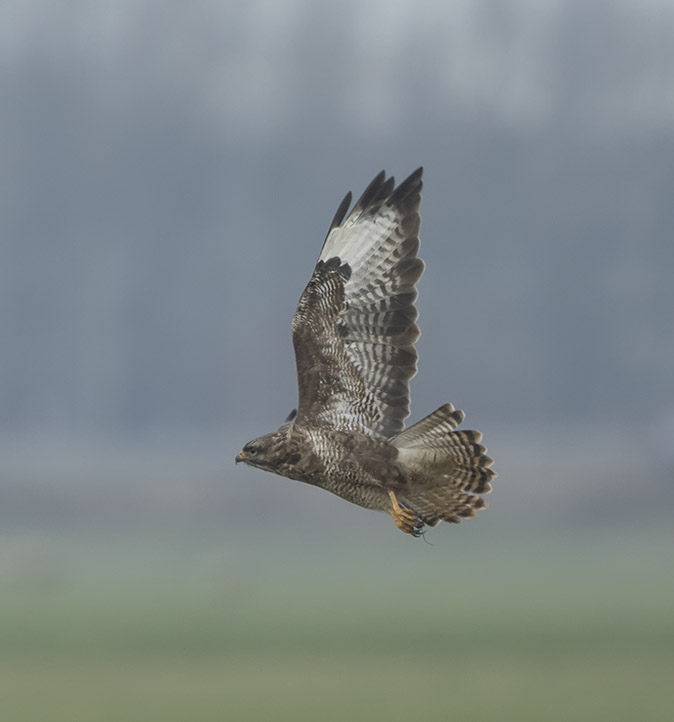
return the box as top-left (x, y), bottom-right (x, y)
top-left (1, 1), bottom-right (673, 503)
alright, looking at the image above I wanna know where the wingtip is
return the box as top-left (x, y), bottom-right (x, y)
top-left (353, 170), bottom-right (393, 214)
top-left (323, 190), bottom-right (353, 241)
top-left (388, 167), bottom-right (423, 210)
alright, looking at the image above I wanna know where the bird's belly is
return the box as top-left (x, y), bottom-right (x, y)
top-left (291, 462), bottom-right (392, 511)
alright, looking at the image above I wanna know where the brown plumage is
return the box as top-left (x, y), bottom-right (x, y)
top-left (236, 168), bottom-right (496, 536)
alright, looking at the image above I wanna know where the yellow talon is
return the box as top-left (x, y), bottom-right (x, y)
top-left (388, 491), bottom-right (423, 536)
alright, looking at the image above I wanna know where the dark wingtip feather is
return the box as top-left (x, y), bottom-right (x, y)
top-left (353, 170), bottom-right (388, 214)
top-left (338, 167), bottom-right (423, 223)
top-left (325, 191), bottom-right (352, 239)
top-left (388, 167), bottom-right (423, 209)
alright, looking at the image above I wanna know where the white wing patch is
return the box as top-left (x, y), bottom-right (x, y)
top-left (320, 204), bottom-right (401, 277)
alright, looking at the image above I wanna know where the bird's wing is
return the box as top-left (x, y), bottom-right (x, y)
top-left (292, 168), bottom-right (424, 439)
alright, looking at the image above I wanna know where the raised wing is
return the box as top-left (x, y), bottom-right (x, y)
top-left (291, 168), bottom-right (424, 439)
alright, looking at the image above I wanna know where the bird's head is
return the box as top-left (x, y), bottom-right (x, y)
top-left (235, 428), bottom-right (295, 473)
top-left (236, 433), bottom-right (275, 471)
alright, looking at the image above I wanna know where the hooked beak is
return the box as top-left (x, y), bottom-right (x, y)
top-left (235, 450), bottom-right (245, 464)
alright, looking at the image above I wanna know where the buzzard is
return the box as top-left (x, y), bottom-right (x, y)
top-left (236, 168), bottom-right (496, 536)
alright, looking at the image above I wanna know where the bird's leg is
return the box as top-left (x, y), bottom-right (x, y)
top-left (388, 491), bottom-right (424, 537)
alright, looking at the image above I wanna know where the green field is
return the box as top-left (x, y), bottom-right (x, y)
top-left (1, 529), bottom-right (672, 721)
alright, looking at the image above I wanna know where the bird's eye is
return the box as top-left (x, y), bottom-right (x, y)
top-left (247, 447), bottom-right (258, 456)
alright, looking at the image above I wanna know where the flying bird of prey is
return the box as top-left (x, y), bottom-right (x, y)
top-left (236, 168), bottom-right (496, 536)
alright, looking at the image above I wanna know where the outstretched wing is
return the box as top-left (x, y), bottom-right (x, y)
top-left (292, 168), bottom-right (424, 439)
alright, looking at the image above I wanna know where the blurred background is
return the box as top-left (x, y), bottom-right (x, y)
top-left (1, 1), bottom-right (673, 720)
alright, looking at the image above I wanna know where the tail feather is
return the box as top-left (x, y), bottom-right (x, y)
top-left (391, 402), bottom-right (465, 444)
top-left (400, 488), bottom-right (488, 527)
top-left (392, 403), bottom-right (497, 529)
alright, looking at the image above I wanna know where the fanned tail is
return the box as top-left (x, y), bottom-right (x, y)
top-left (391, 402), bottom-right (497, 527)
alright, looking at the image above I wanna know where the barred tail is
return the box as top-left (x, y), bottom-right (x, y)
top-left (391, 403), bottom-right (497, 527)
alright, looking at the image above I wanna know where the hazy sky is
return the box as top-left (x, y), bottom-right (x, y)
top-left (2, 0), bottom-right (673, 457)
